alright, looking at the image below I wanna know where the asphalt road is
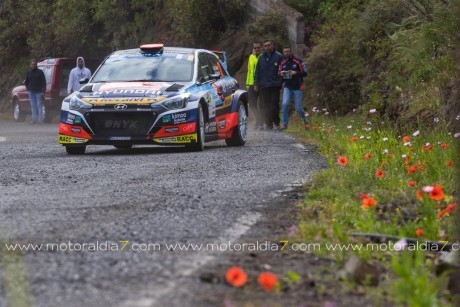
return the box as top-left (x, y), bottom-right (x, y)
top-left (0, 120), bottom-right (325, 307)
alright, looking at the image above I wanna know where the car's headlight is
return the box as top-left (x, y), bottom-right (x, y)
top-left (160, 95), bottom-right (189, 110)
top-left (69, 95), bottom-right (93, 110)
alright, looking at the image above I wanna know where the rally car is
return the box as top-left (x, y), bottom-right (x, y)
top-left (58, 44), bottom-right (248, 154)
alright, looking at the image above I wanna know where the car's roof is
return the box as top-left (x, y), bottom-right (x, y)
top-left (111, 46), bottom-right (214, 57)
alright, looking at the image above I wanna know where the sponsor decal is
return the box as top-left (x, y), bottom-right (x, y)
top-left (71, 127), bottom-right (81, 133)
top-left (59, 123), bottom-right (91, 139)
top-left (73, 138), bottom-right (86, 143)
top-left (82, 96), bottom-right (165, 105)
top-left (66, 113), bottom-right (76, 124)
top-left (154, 133), bottom-right (197, 144)
top-left (90, 109), bottom-right (105, 112)
top-left (58, 134), bottom-right (89, 144)
top-left (104, 120), bottom-right (138, 129)
top-left (164, 127), bottom-right (179, 133)
top-left (114, 104), bottom-right (128, 110)
top-left (205, 122), bottom-right (217, 133)
top-left (90, 90), bottom-right (162, 97)
top-left (136, 108), bottom-right (152, 111)
top-left (108, 136), bottom-right (132, 141)
top-left (162, 114), bottom-right (171, 123)
top-left (161, 112), bottom-right (190, 125)
top-left (171, 112), bottom-right (188, 124)
top-left (218, 119), bottom-right (226, 129)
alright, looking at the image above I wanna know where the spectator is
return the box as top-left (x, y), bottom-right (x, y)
top-left (254, 39), bottom-right (284, 130)
top-left (67, 57), bottom-right (91, 94)
top-left (246, 42), bottom-right (262, 130)
top-left (279, 46), bottom-right (309, 130)
top-left (24, 59), bottom-right (46, 124)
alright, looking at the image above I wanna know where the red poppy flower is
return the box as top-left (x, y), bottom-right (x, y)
top-left (257, 272), bottom-right (278, 292)
top-left (363, 153), bottom-right (371, 159)
top-left (408, 181), bottom-right (416, 187)
top-left (402, 136), bottom-right (410, 143)
top-left (375, 169), bottom-right (385, 178)
top-left (446, 161), bottom-right (453, 167)
top-left (362, 197), bottom-right (377, 209)
top-left (422, 145), bottom-right (433, 151)
top-left (225, 266), bottom-right (247, 287)
top-left (389, 153), bottom-right (395, 158)
top-left (429, 185), bottom-right (444, 201)
top-left (416, 190), bottom-right (423, 200)
top-left (438, 203), bottom-right (457, 218)
top-left (360, 193), bottom-right (368, 200)
top-left (417, 165), bottom-right (425, 171)
top-left (338, 156), bottom-right (348, 167)
top-left (440, 143), bottom-right (449, 149)
top-left (351, 137), bottom-right (358, 142)
top-left (407, 166), bottom-right (418, 174)
top-left (415, 228), bottom-right (424, 237)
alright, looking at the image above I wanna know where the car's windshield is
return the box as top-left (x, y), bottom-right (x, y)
top-left (91, 53), bottom-right (194, 83)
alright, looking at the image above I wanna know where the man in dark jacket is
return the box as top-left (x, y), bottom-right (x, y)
top-left (279, 47), bottom-right (309, 130)
top-left (24, 59), bottom-right (46, 124)
top-left (254, 39), bottom-right (284, 130)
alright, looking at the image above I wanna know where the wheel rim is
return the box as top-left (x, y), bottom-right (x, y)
top-left (199, 108), bottom-right (205, 147)
top-left (13, 103), bottom-right (20, 120)
top-left (238, 104), bottom-right (247, 141)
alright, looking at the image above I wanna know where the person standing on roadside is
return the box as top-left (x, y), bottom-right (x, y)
top-left (67, 57), bottom-right (91, 94)
top-left (24, 59), bottom-right (46, 124)
top-left (246, 42), bottom-right (262, 130)
top-left (279, 46), bottom-right (309, 130)
top-left (254, 39), bottom-right (284, 130)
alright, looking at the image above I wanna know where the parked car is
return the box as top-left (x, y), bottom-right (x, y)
top-left (11, 58), bottom-right (100, 122)
top-left (58, 44), bottom-right (248, 154)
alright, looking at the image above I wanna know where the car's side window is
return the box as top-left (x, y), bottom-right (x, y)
top-left (198, 53), bottom-right (212, 82)
top-left (205, 54), bottom-right (225, 77)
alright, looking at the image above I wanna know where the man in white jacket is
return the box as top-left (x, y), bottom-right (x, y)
top-left (67, 57), bottom-right (91, 94)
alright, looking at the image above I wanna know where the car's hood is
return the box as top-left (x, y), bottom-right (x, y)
top-left (78, 82), bottom-right (187, 105)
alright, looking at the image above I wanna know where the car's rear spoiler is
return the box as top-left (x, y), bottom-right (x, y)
top-left (210, 50), bottom-right (227, 71)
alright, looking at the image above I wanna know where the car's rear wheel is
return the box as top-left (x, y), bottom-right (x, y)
top-left (187, 104), bottom-right (205, 151)
top-left (65, 146), bottom-right (86, 155)
top-left (113, 145), bottom-right (133, 150)
top-left (13, 99), bottom-right (26, 122)
top-left (225, 100), bottom-right (247, 147)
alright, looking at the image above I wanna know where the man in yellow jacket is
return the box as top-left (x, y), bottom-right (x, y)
top-left (246, 42), bottom-right (262, 129)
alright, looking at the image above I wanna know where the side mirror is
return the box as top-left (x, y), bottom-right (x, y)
top-left (79, 77), bottom-right (89, 84)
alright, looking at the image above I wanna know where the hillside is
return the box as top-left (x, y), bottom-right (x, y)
top-left (1, 0), bottom-right (459, 130)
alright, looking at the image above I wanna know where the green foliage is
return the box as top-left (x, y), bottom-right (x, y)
top-left (304, 0), bottom-right (457, 125)
top-left (168, 0), bottom-right (246, 47)
top-left (247, 11), bottom-right (288, 52)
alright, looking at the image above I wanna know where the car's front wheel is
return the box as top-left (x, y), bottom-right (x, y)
top-left (65, 146), bottom-right (86, 155)
top-left (187, 103), bottom-right (205, 151)
top-left (13, 99), bottom-right (26, 122)
top-left (225, 100), bottom-right (247, 147)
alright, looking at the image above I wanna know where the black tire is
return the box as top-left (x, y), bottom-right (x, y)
top-left (187, 104), bottom-right (205, 151)
top-left (113, 145), bottom-right (133, 149)
top-left (13, 99), bottom-right (26, 122)
top-left (65, 146), bottom-right (86, 155)
top-left (225, 100), bottom-right (247, 147)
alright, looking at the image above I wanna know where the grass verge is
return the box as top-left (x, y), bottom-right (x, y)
top-left (285, 110), bottom-right (458, 306)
